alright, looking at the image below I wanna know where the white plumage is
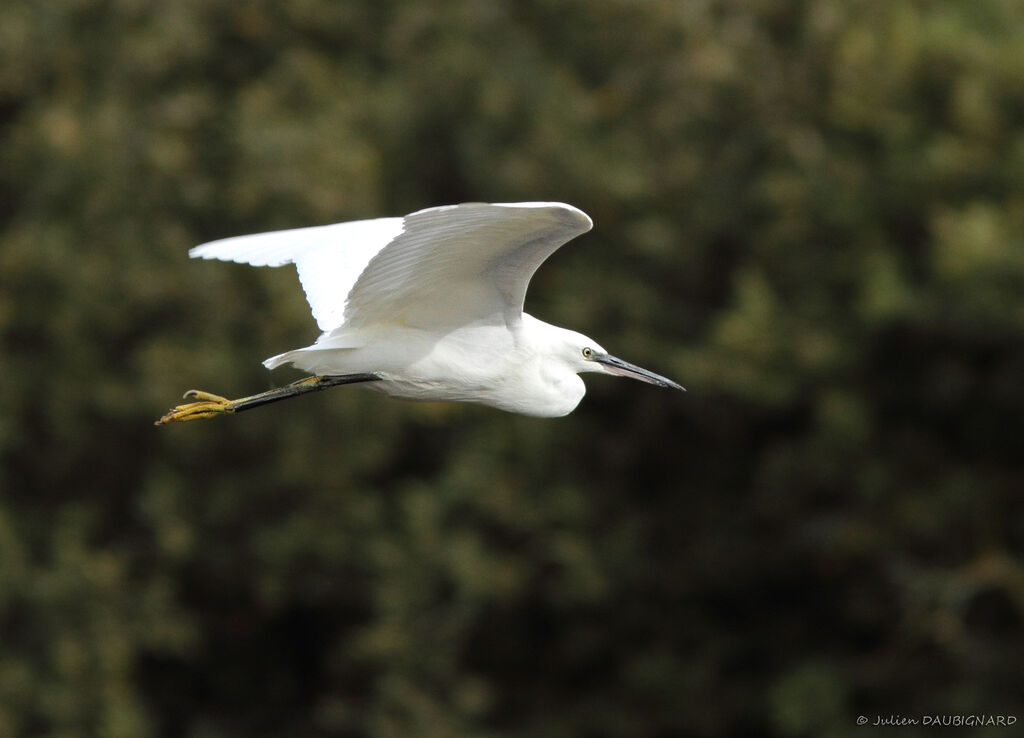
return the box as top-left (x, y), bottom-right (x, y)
top-left (177, 202), bottom-right (682, 418)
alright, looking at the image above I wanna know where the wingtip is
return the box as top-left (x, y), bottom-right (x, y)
top-left (494, 201), bottom-right (593, 231)
top-left (188, 240), bottom-right (236, 261)
top-left (567, 204), bottom-right (594, 232)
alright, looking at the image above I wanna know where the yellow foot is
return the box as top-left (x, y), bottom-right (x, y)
top-left (155, 390), bottom-right (235, 425)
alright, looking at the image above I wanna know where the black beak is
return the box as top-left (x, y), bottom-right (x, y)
top-left (593, 353), bottom-right (685, 391)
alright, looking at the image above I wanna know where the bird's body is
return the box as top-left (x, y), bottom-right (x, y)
top-left (157, 202), bottom-right (682, 424)
top-left (347, 315), bottom-right (591, 417)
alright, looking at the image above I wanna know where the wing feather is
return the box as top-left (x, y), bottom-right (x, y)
top-left (342, 202), bottom-right (592, 330)
top-left (189, 218), bottom-right (403, 331)
top-left (188, 202), bottom-right (592, 335)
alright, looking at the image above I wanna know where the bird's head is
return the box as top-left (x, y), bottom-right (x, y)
top-left (559, 329), bottom-right (685, 392)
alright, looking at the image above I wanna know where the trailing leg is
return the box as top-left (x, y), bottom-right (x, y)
top-left (155, 374), bottom-right (380, 425)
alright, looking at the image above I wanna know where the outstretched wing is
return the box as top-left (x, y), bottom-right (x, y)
top-left (343, 202), bottom-right (592, 330)
top-left (190, 217), bottom-right (403, 332)
top-left (189, 202), bottom-right (592, 333)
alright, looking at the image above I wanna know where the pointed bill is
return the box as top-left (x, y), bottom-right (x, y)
top-left (593, 353), bottom-right (685, 391)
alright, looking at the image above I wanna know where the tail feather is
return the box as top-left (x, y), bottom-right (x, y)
top-left (262, 341), bottom-right (362, 373)
top-left (263, 350), bottom-right (302, 370)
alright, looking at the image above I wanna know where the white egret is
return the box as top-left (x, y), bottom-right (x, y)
top-left (156, 202), bottom-right (683, 424)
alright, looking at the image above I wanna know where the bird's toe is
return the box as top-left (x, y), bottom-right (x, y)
top-left (155, 392), bottom-right (234, 425)
top-left (182, 389), bottom-right (230, 403)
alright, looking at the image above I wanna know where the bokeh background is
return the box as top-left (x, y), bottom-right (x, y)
top-left (2, 1), bottom-right (1024, 736)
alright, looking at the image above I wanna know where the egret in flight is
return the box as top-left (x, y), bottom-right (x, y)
top-left (156, 202), bottom-right (683, 424)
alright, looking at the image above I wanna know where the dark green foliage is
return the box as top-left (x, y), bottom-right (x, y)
top-left (2, 1), bottom-right (1022, 736)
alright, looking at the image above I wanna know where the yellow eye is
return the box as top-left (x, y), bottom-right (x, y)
top-left (582, 347), bottom-right (593, 359)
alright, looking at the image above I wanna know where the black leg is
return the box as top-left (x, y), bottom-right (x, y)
top-left (156, 374), bottom-right (381, 425)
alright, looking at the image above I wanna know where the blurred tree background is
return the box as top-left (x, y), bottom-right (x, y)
top-left (2, 0), bottom-right (1023, 736)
